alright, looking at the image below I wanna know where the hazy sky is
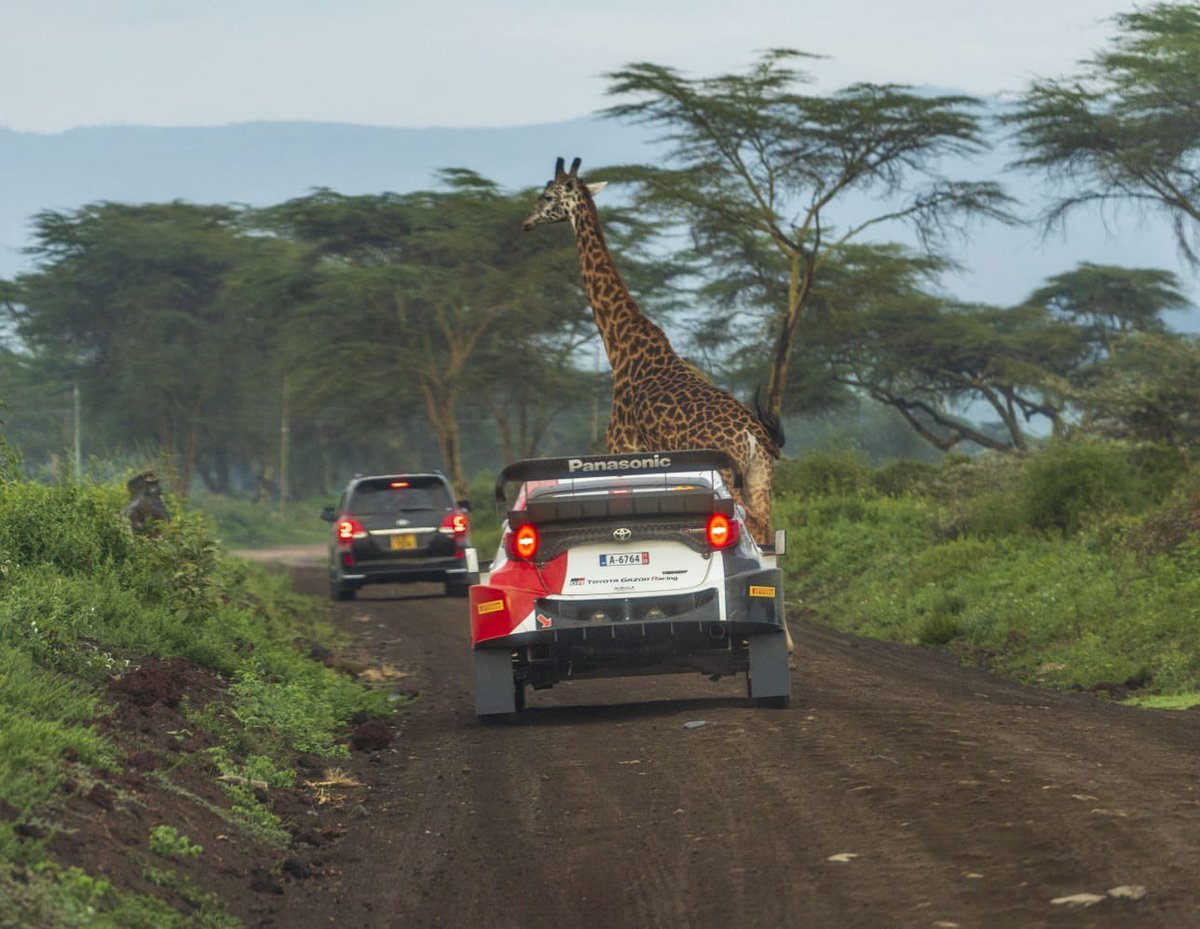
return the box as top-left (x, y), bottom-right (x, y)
top-left (4, 0), bottom-right (1136, 133)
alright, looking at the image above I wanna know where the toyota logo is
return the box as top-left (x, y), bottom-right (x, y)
top-left (613, 527), bottom-right (632, 542)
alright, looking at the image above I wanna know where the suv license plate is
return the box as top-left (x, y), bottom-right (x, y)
top-left (599, 552), bottom-right (649, 567)
top-left (390, 534), bottom-right (417, 551)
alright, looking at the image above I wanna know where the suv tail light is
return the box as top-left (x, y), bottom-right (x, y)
top-left (506, 523), bottom-right (540, 560)
top-left (440, 511), bottom-right (470, 538)
top-left (706, 512), bottom-right (739, 549)
top-left (336, 517), bottom-right (365, 542)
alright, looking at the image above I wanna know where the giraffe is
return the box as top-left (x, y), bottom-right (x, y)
top-left (521, 156), bottom-right (785, 547)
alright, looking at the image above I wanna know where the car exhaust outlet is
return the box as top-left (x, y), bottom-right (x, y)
top-left (708, 623), bottom-right (727, 641)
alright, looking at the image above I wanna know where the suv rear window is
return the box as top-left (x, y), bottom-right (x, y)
top-left (347, 477), bottom-right (451, 516)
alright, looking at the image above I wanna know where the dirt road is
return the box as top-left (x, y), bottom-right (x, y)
top-left (258, 557), bottom-right (1200, 929)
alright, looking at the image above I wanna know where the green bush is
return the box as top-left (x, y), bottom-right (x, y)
top-left (871, 459), bottom-right (940, 497)
top-left (148, 826), bottom-right (203, 860)
top-left (189, 492), bottom-right (329, 549)
top-left (774, 451), bottom-right (873, 499)
top-left (776, 441), bottom-right (1200, 697)
top-left (0, 475), bottom-right (396, 922)
top-left (1022, 441), bottom-right (1161, 535)
top-left (0, 479), bottom-right (387, 803)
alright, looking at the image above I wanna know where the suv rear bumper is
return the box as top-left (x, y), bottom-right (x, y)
top-left (338, 557), bottom-right (474, 587)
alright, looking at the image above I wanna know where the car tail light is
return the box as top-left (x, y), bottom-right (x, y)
top-left (336, 517), bottom-right (364, 542)
top-left (507, 523), bottom-right (539, 560)
top-left (706, 512), bottom-right (738, 549)
top-left (440, 511), bottom-right (469, 537)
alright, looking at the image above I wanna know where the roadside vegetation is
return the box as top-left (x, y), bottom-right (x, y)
top-left (189, 492), bottom-right (329, 550)
top-left (188, 481), bottom-right (504, 560)
top-left (0, 474), bottom-right (390, 928)
top-left (776, 441), bottom-right (1200, 706)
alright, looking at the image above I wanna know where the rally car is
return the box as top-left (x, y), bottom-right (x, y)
top-left (470, 450), bottom-right (791, 719)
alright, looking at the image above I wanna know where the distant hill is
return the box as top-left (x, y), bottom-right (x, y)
top-left (2, 114), bottom-right (1196, 329)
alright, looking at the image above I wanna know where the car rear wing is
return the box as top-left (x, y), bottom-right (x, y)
top-left (493, 450), bottom-right (742, 506)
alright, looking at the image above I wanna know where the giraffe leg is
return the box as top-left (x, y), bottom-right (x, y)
top-left (743, 443), bottom-right (794, 656)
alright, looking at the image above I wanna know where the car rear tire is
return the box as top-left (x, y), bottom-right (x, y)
top-left (330, 576), bottom-right (356, 601)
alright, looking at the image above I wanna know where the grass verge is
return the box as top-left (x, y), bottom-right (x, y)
top-left (0, 478), bottom-right (390, 926)
top-left (776, 443), bottom-right (1200, 700)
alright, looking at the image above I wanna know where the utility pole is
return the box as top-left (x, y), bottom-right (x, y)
top-left (72, 381), bottom-right (82, 483)
top-left (278, 373), bottom-right (290, 513)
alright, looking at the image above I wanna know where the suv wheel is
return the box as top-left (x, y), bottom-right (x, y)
top-left (330, 576), bottom-right (356, 601)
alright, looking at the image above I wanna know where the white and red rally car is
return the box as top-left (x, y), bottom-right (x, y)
top-left (470, 450), bottom-right (791, 719)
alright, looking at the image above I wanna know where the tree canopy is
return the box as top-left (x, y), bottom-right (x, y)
top-left (1006, 2), bottom-right (1200, 263)
top-left (602, 48), bottom-right (1015, 426)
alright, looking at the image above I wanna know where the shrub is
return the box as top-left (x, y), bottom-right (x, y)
top-left (148, 826), bottom-right (202, 860)
top-left (774, 451), bottom-right (873, 499)
top-left (1022, 441), bottom-right (1158, 535)
top-left (1126, 493), bottom-right (1200, 558)
top-left (774, 444), bottom-right (1200, 696)
top-left (871, 459), bottom-right (940, 497)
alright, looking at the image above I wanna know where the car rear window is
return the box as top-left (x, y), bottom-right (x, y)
top-left (523, 476), bottom-right (717, 523)
top-left (347, 477), bottom-right (451, 516)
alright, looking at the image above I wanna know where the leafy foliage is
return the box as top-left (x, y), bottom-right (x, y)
top-left (778, 442), bottom-right (1200, 696)
top-left (256, 180), bottom-right (599, 496)
top-left (1006, 2), bottom-right (1200, 264)
top-left (0, 476), bottom-right (387, 878)
top-left (603, 49), bottom-right (1015, 424)
top-left (148, 826), bottom-right (203, 860)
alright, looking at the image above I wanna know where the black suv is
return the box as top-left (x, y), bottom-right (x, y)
top-left (321, 473), bottom-right (478, 600)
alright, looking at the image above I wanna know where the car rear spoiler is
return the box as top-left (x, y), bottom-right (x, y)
top-left (494, 449), bottom-right (742, 504)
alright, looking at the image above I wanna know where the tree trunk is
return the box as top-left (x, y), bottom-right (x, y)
top-left (763, 253), bottom-right (816, 425)
top-left (420, 380), bottom-right (468, 499)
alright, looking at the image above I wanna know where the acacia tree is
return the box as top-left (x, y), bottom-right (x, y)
top-left (1075, 332), bottom-right (1200, 446)
top-left (1006, 3), bottom-right (1200, 262)
top-left (1028, 262), bottom-right (1190, 359)
top-left (809, 246), bottom-right (1089, 451)
top-left (3, 202), bottom-right (277, 493)
top-left (601, 49), bottom-right (1014, 426)
top-left (261, 175), bottom-right (591, 497)
top-left (1025, 262), bottom-right (1195, 444)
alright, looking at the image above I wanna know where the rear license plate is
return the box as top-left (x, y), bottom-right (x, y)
top-left (389, 534), bottom-right (417, 551)
top-left (599, 552), bottom-right (649, 567)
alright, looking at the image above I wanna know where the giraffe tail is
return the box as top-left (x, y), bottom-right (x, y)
top-left (754, 385), bottom-right (785, 455)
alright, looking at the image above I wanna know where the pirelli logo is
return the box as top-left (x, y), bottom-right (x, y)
top-left (749, 585), bottom-right (776, 598)
top-left (476, 599), bottom-right (505, 615)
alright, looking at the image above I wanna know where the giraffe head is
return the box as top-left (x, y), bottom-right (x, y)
top-left (522, 156), bottom-right (608, 232)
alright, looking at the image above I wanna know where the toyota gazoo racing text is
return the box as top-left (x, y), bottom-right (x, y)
top-left (470, 450), bottom-right (790, 718)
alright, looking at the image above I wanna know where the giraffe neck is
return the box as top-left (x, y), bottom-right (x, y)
top-left (569, 197), bottom-right (674, 378)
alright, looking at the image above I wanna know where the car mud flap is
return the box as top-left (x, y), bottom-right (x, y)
top-left (474, 648), bottom-right (517, 716)
top-left (747, 631), bottom-right (790, 701)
